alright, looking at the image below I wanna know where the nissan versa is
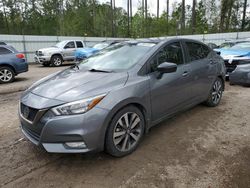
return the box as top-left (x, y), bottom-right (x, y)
top-left (19, 39), bottom-right (226, 157)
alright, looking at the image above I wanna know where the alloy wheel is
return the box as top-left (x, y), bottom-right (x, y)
top-left (0, 68), bottom-right (13, 82)
top-left (52, 57), bottom-right (62, 66)
top-left (212, 80), bottom-right (222, 104)
top-left (113, 112), bottom-right (142, 152)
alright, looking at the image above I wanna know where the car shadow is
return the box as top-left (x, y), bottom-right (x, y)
top-left (35, 62), bottom-right (75, 68)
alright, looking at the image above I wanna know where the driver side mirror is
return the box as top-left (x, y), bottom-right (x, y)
top-left (156, 62), bottom-right (177, 79)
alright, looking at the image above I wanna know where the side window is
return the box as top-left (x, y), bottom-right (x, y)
top-left (76, 41), bottom-right (83, 48)
top-left (64, 41), bottom-right (75, 49)
top-left (151, 42), bottom-right (184, 72)
top-left (186, 42), bottom-right (210, 61)
top-left (0, 47), bottom-right (12, 55)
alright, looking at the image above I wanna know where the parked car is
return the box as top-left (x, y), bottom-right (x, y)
top-left (218, 40), bottom-right (248, 49)
top-left (0, 45), bottom-right (28, 83)
top-left (19, 39), bottom-right (225, 157)
top-left (229, 64), bottom-right (250, 86)
top-left (75, 41), bottom-right (120, 60)
top-left (215, 42), bottom-right (250, 77)
top-left (207, 42), bottom-right (218, 49)
top-left (0, 41), bottom-right (7, 45)
top-left (35, 40), bottom-right (86, 67)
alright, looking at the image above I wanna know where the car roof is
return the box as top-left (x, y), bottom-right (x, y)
top-left (0, 45), bottom-right (18, 52)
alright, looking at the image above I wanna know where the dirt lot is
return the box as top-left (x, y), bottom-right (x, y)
top-left (0, 64), bottom-right (69, 94)
top-left (0, 65), bottom-right (250, 188)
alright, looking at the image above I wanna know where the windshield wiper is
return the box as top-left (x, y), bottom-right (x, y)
top-left (89, 68), bottom-right (113, 73)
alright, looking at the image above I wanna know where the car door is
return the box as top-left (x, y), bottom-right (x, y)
top-left (184, 41), bottom-right (217, 100)
top-left (148, 42), bottom-right (193, 122)
top-left (63, 41), bottom-right (76, 60)
top-left (76, 41), bottom-right (84, 49)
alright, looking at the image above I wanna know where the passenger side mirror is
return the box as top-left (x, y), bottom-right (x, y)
top-left (156, 62), bottom-right (177, 79)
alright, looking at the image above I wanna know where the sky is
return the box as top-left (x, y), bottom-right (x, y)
top-left (99, 0), bottom-right (193, 15)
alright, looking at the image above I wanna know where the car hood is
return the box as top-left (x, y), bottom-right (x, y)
top-left (30, 68), bottom-right (128, 102)
top-left (215, 48), bottom-right (250, 59)
top-left (39, 47), bottom-right (61, 53)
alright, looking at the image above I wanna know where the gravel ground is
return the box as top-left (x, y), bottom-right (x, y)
top-left (0, 65), bottom-right (250, 188)
top-left (0, 64), bottom-right (70, 94)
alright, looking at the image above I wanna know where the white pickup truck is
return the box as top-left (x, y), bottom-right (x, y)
top-left (35, 40), bottom-right (85, 66)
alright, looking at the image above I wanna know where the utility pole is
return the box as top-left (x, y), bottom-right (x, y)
top-left (181, 0), bottom-right (185, 34)
top-left (113, 0), bottom-right (116, 37)
top-left (166, 0), bottom-right (169, 34)
top-left (127, 0), bottom-right (130, 37)
top-left (191, 0), bottom-right (196, 34)
top-left (130, 0), bottom-right (132, 35)
top-left (145, 0), bottom-right (148, 36)
top-left (110, 0), bottom-right (114, 37)
top-left (157, 0), bottom-right (159, 19)
top-left (242, 0), bottom-right (247, 31)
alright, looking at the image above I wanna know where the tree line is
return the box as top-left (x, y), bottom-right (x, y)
top-left (0, 0), bottom-right (249, 38)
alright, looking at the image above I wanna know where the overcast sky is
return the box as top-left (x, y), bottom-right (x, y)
top-left (99, 0), bottom-right (193, 15)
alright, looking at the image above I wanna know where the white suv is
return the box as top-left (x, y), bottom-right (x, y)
top-left (35, 40), bottom-right (85, 66)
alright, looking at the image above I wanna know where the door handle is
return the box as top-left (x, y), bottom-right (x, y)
top-left (182, 71), bottom-right (189, 77)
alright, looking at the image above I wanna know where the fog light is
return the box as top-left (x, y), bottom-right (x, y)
top-left (64, 142), bottom-right (86, 149)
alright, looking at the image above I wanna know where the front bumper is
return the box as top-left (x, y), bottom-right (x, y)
top-left (19, 104), bottom-right (110, 153)
top-left (34, 55), bottom-right (51, 64)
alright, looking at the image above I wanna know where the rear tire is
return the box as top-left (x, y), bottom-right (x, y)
top-left (0, 66), bottom-right (15, 84)
top-left (105, 106), bottom-right (145, 157)
top-left (205, 78), bottom-right (223, 107)
top-left (51, 55), bottom-right (63, 67)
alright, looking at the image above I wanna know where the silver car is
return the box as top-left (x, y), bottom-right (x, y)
top-left (19, 39), bottom-right (226, 157)
top-left (35, 40), bottom-right (85, 67)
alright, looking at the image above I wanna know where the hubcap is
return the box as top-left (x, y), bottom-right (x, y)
top-left (212, 80), bottom-right (222, 104)
top-left (53, 57), bottom-right (62, 66)
top-left (113, 112), bottom-right (142, 152)
top-left (0, 69), bottom-right (13, 82)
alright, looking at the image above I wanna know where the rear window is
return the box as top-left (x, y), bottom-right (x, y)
top-left (186, 42), bottom-right (210, 61)
top-left (0, 47), bottom-right (12, 55)
top-left (76, 41), bottom-right (83, 48)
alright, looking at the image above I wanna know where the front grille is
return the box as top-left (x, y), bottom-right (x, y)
top-left (224, 60), bottom-right (238, 73)
top-left (22, 125), bottom-right (40, 142)
top-left (20, 103), bottom-right (39, 122)
top-left (36, 51), bottom-right (43, 56)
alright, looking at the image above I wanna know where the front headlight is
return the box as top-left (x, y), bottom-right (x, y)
top-left (51, 94), bottom-right (106, 115)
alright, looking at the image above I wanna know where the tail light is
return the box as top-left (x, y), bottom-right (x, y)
top-left (16, 53), bottom-right (25, 59)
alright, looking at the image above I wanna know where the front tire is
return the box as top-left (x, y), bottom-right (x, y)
top-left (205, 78), bottom-right (223, 107)
top-left (51, 55), bottom-right (63, 67)
top-left (0, 66), bottom-right (15, 84)
top-left (105, 106), bottom-right (145, 157)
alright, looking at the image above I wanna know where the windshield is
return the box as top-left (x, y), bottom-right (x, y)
top-left (53, 41), bottom-right (66, 48)
top-left (219, 42), bottom-right (233, 49)
top-left (78, 42), bottom-right (155, 72)
top-left (230, 42), bottom-right (250, 50)
top-left (93, 43), bottom-right (109, 50)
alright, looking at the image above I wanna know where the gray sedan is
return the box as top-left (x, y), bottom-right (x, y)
top-left (19, 39), bottom-right (226, 157)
